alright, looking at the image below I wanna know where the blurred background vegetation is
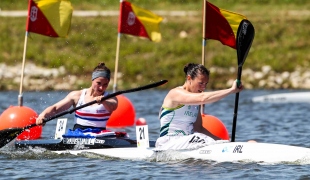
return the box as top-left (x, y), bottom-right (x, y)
top-left (1, 0), bottom-right (310, 90)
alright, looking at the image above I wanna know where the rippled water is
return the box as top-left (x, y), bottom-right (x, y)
top-left (1, 89), bottom-right (310, 179)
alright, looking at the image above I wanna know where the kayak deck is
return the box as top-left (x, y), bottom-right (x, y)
top-left (15, 136), bottom-right (156, 150)
top-left (53, 142), bottom-right (310, 164)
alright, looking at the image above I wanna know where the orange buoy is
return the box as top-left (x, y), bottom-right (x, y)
top-left (202, 114), bottom-right (229, 140)
top-left (107, 95), bottom-right (135, 128)
top-left (0, 106), bottom-right (42, 140)
top-left (136, 117), bottom-right (147, 126)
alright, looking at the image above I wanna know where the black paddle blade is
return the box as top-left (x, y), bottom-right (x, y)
top-left (0, 128), bottom-right (24, 148)
top-left (236, 19), bottom-right (255, 67)
top-left (231, 20), bottom-right (255, 142)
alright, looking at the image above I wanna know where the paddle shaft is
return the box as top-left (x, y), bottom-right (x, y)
top-left (231, 67), bottom-right (242, 142)
top-left (33, 80), bottom-right (168, 128)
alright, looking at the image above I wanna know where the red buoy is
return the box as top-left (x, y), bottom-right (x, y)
top-left (107, 95), bottom-right (135, 128)
top-left (135, 117), bottom-right (147, 126)
top-left (0, 106), bottom-right (42, 140)
top-left (202, 114), bottom-right (229, 140)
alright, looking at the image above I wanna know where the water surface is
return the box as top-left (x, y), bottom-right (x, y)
top-left (0, 89), bottom-right (310, 179)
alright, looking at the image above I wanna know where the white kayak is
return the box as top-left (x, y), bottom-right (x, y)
top-left (53, 142), bottom-right (310, 164)
top-left (252, 92), bottom-right (310, 103)
top-left (27, 120), bottom-right (310, 164)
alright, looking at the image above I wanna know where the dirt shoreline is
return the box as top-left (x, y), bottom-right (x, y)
top-left (2, 62), bottom-right (310, 91)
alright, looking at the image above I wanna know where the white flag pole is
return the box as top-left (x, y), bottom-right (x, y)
top-left (18, 31), bottom-right (29, 106)
top-left (113, 0), bottom-right (124, 92)
top-left (113, 32), bottom-right (121, 92)
top-left (202, 0), bottom-right (207, 66)
top-left (201, 0), bottom-right (207, 114)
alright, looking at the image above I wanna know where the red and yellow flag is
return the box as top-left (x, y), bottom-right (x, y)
top-left (26, 0), bottom-right (73, 38)
top-left (204, 1), bottom-right (247, 49)
top-left (118, 1), bottom-right (163, 42)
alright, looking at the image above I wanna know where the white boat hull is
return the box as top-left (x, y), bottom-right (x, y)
top-left (252, 92), bottom-right (310, 103)
top-left (53, 142), bottom-right (310, 164)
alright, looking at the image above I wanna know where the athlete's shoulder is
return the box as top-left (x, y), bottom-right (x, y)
top-left (67, 89), bottom-right (83, 100)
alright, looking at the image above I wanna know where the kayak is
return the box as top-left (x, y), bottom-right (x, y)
top-left (13, 123), bottom-right (310, 164)
top-left (15, 120), bottom-right (155, 150)
top-left (252, 92), bottom-right (310, 103)
top-left (11, 118), bottom-right (310, 164)
top-left (51, 141), bottom-right (310, 164)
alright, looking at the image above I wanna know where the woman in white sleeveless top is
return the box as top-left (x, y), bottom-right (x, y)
top-left (155, 63), bottom-right (243, 150)
top-left (36, 62), bottom-right (117, 130)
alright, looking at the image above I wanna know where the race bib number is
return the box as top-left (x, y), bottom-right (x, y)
top-left (54, 118), bottom-right (67, 139)
top-left (136, 125), bottom-right (149, 148)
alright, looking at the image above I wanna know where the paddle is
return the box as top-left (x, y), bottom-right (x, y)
top-left (231, 19), bottom-right (255, 142)
top-left (0, 79), bottom-right (168, 148)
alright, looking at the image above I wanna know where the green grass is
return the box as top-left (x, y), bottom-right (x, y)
top-left (1, 0), bottom-right (310, 90)
top-left (2, 0), bottom-right (310, 10)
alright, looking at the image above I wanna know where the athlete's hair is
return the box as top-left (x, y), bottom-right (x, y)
top-left (183, 63), bottom-right (209, 79)
top-left (92, 62), bottom-right (111, 80)
top-left (93, 62), bottom-right (110, 73)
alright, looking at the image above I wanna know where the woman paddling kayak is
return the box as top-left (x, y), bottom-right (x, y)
top-left (155, 63), bottom-right (243, 150)
top-left (36, 62), bottom-right (118, 131)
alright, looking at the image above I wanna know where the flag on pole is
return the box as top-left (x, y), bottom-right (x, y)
top-left (26, 0), bottom-right (73, 38)
top-left (118, 1), bottom-right (163, 42)
top-left (204, 1), bottom-right (247, 49)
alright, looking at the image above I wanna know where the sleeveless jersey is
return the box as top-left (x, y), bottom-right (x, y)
top-left (74, 89), bottom-right (111, 128)
top-left (159, 104), bottom-right (199, 137)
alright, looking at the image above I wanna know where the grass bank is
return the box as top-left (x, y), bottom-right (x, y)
top-left (1, 0), bottom-right (310, 90)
